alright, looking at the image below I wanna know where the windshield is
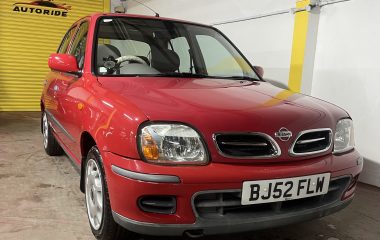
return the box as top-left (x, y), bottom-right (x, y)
top-left (94, 17), bottom-right (259, 80)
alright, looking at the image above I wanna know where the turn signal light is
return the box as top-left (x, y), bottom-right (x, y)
top-left (142, 145), bottom-right (159, 160)
top-left (141, 132), bottom-right (159, 160)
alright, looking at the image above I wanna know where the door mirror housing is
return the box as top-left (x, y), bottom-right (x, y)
top-left (48, 53), bottom-right (80, 74)
top-left (254, 66), bottom-right (264, 78)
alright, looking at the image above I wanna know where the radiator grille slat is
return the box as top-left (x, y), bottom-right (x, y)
top-left (290, 129), bottom-right (332, 156)
top-left (213, 133), bottom-right (280, 159)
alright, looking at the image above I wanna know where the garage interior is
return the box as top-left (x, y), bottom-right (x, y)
top-left (0, 0), bottom-right (379, 240)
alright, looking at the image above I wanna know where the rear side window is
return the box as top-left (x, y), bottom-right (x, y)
top-left (58, 26), bottom-right (77, 54)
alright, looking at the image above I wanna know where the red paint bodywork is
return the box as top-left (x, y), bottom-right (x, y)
top-left (41, 14), bottom-right (362, 226)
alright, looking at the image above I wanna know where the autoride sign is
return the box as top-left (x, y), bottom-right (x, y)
top-left (12, 0), bottom-right (71, 17)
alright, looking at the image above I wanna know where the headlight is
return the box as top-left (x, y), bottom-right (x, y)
top-left (138, 123), bottom-right (209, 165)
top-left (333, 119), bottom-right (355, 154)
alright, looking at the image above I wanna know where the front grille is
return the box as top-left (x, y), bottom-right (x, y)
top-left (193, 176), bottom-right (350, 219)
top-left (290, 129), bottom-right (332, 156)
top-left (213, 133), bottom-right (280, 158)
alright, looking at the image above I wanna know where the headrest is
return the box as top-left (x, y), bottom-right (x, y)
top-left (151, 47), bottom-right (180, 73)
top-left (97, 44), bottom-right (121, 67)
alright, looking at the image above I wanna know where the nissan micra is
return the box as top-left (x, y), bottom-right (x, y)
top-left (41, 13), bottom-right (363, 240)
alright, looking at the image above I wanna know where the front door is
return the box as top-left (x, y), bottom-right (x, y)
top-left (52, 21), bottom-right (89, 162)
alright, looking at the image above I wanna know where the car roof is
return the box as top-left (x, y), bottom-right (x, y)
top-left (83, 13), bottom-right (210, 27)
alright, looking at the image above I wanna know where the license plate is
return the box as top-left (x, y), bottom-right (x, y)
top-left (241, 173), bottom-right (330, 205)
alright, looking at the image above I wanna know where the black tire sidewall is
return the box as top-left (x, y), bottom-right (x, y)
top-left (85, 146), bottom-right (121, 240)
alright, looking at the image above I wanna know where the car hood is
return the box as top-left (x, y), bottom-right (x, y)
top-left (98, 77), bottom-right (347, 162)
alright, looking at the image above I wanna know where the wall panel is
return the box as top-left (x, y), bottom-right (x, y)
top-left (312, 0), bottom-right (380, 186)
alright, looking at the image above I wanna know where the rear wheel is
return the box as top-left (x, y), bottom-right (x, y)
top-left (85, 146), bottom-right (133, 240)
top-left (42, 112), bottom-right (63, 156)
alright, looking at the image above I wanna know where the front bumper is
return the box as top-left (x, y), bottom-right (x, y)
top-left (112, 197), bottom-right (353, 236)
top-left (102, 150), bottom-right (363, 236)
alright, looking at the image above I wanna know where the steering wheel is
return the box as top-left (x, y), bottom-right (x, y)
top-left (116, 55), bottom-right (148, 65)
top-left (103, 55), bottom-right (148, 74)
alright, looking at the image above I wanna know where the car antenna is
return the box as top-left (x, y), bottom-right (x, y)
top-left (130, 0), bottom-right (160, 17)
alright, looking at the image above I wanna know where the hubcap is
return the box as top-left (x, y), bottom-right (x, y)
top-left (85, 159), bottom-right (103, 230)
top-left (42, 113), bottom-right (49, 148)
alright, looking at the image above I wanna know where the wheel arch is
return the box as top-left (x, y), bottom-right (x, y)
top-left (80, 131), bottom-right (97, 192)
top-left (40, 101), bottom-right (45, 133)
top-left (40, 101), bottom-right (45, 111)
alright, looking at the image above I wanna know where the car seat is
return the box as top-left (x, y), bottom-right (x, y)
top-left (150, 47), bottom-right (180, 73)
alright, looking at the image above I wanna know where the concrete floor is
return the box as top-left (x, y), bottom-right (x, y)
top-left (0, 112), bottom-right (379, 240)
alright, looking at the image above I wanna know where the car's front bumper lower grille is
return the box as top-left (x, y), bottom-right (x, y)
top-left (193, 176), bottom-right (350, 220)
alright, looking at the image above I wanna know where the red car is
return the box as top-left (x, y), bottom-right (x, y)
top-left (41, 13), bottom-right (363, 239)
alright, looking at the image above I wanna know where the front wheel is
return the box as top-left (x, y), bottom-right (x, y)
top-left (85, 146), bottom-right (132, 240)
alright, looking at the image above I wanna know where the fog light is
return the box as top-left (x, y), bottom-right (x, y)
top-left (138, 196), bottom-right (176, 214)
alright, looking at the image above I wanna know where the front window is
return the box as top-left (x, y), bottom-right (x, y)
top-left (95, 17), bottom-right (259, 80)
top-left (58, 26), bottom-right (77, 54)
top-left (70, 21), bottom-right (89, 70)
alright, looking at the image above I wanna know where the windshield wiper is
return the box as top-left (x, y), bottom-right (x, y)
top-left (154, 73), bottom-right (261, 81)
top-left (216, 76), bottom-right (261, 81)
top-left (155, 72), bottom-right (209, 78)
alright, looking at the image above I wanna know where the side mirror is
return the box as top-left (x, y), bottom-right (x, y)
top-left (254, 66), bottom-right (264, 78)
top-left (48, 53), bottom-right (80, 74)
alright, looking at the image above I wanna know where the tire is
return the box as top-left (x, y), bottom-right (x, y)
top-left (85, 146), bottom-right (133, 240)
top-left (41, 111), bottom-right (63, 156)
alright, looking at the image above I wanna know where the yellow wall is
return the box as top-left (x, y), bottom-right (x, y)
top-left (0, 0), bottom-right (110, 111)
